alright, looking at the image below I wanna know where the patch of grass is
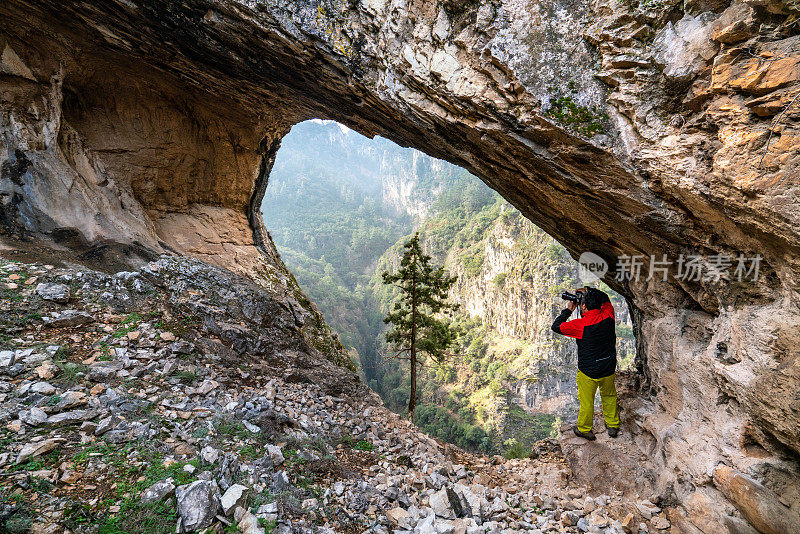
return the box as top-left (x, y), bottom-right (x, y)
top-left (74, 440), bottom-right (201, 497)
top-left (113, 313), bottom-right (142, 339)
top-left (54, 360), bottom-right (88, 386)
top-left (4, 515), bottom-right (33, 534)
top-left (249, 491), bottom-right (277, 514)
top-left (63, 501), bottom-right (97, 529)
top-left (303, 436), bottom-right (329, 456)
top-left (259, 518), bottom-right (278, 533)
top-left (172, 370), bottom-right (197, 384)
top-left (74, 440), bottom-right (113, 465)
top-left (213, 418), bottom-right (267, 444)
top-left (53, 345), bottom-right (76, 361)
top-left (153, 313), bottom-right (200, 337)
top-left (97, 498), bottom-right (177, 534)
top-left (191, 426), bottom-right (209, 440)
top-left (295, 473), bottom-right (322, 497)
top-left (441, 0), bottom-right (480, 18)
top-left (239, 444), bottom-right (264, 461)
top-left (20, 458), bottom-right (45, 471)
top-left (0, 286), bottom-right (23, 302)
top-left (282, 447), bottom-right (306, 467)
top-left (96, 341), bottom-right (114, 361)
top-left (336, 435), bottom-right (356, 449)
top-left (0, 331), bottom-right (17, 348)
top-left (30, 476), bottom-right (54, 494)
top-left (1, 490), bottom-right (34, 534)
top-left (353, 440), bottom-right (374, 452)
top-left (0, 428), bottom-right (13, 449)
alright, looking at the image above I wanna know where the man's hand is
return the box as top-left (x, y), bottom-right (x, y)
top-left (566, 300), bottom-right (577, 312)
top-left (576, 287), bottom-right (587, 294)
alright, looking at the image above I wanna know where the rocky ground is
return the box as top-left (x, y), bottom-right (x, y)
top-left (1, 254), bottom-right (675, 534)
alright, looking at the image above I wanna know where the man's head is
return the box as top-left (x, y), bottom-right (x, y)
top-left (582, 287), bottom-right (604, 311)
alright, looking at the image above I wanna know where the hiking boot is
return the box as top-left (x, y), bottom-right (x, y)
top-left (606, 424), bottom-right (620, 438)
top-left (572, 426), bottom-right (596, 441)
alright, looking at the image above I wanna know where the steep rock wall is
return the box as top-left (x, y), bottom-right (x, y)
top-left (446, 210), bottom-right (580, 415)
top-left (1, 0), bottom-right (799, 530)
top-left (443, 207), bottom-right (635, 416)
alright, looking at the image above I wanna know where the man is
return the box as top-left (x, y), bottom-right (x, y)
top-left (551, 287), bottom-right (620, 440)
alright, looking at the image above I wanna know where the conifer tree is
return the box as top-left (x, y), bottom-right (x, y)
top-left (382, 233), bottom-right (459, 421)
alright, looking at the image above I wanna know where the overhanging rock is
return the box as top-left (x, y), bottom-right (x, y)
top-left (1, 1), bottom-right (798, 530)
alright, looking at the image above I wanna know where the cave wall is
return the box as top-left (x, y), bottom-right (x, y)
top-left (1, 0), bottom-right (799, 531)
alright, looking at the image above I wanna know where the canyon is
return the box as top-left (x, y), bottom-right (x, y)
top-left (1, 0), bottom-right (800, 532)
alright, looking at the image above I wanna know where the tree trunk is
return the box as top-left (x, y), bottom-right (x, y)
top-left (409, 344), bottom-right (416, 422)
top-left (409, 265), bottom-right (418, 422)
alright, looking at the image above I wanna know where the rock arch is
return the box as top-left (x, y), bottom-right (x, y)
top-left (1, 0), bottom-right (799, 529)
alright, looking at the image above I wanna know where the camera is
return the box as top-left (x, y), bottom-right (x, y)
top-left (561, 291), bottom-right (583, 305)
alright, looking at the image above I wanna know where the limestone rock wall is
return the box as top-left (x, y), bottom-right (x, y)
top-left (1, 0), bottom-right (799, 530)
top-left (446, 212), bottom-right (579, 415)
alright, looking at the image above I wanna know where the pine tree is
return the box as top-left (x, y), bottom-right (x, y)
top-left (381, 233), bottom-right (459, 422)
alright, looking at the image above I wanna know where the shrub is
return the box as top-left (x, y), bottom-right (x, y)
top-left (503, 438), bottom-right (532, 460)
top-left (492, 272), bottom-right (507, 288)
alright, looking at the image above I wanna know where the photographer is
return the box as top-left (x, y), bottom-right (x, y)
top-left (551, 287), bottom-right (620, 440)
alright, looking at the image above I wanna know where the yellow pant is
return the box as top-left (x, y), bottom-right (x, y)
top-left (577, 370), bottom-right (620, 433)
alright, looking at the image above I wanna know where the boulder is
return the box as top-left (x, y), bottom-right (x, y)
top-left (16, 438), bottom-right (64, 463)
top-left (220, 483), bottom-right (248, 516)
top-left (0, 350), bottom-right (15, 367)
top-left (386, 507), bottom-right (411, 526)
top-left (237, 509), bottom-right (264, 534)
top-left (266, 444), bottom-right (284, 465)
top-left (430, 487), bottom-right (463, 519)
top-left (652, 13), bottom-right (719, 83)
top-left (30, 381), bottom-right (56, 395)
top-left (89, 361), bottom-right (123, 381)
top-left (54, 390), bottom-right (88, 411)
top-left (43, 310), bottom-right (94, 328)
top-left (713, 464), bottom-right (800, 534)
top-left (45, 409), bottom-right (96, 426)
top-left (171, 341), bottom-right (195, 354)
top-left (200, 445), bottom-right (219, 464)
top-left (20, 407), bottom-right (47, 426)
top-left (176, 480), bottom-right (220, 532)
top-left (35, 283), bottom-right (70, 303)
top-left (141, 479), bottom-right (176, 504)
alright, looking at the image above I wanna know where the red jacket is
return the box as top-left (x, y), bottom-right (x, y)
top-left (552, 296), bottom-right (617, 379)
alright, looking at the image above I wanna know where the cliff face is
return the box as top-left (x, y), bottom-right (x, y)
top-left (446, 208), bottom-right (580, 416)
top-left (1, 0), bottom-right (799, 530)
top-left (442, 205), bottom-right (635, 417)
